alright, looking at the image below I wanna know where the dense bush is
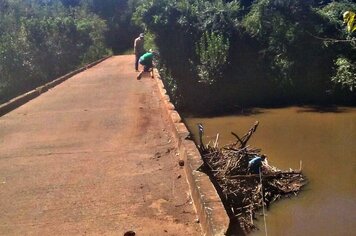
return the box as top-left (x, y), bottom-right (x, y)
top-left (133, 0), bottom-right (242, 111)
top-left (134, 0), bottom-right (356, 113)
top-left (81, 0), bottom-right (142, 53)
top-left (1, 0), bottom-right (355, 111)
top-left (0, 0), bottom-right (144, 103)
top-left (0, 1), bottom-right (110, 103)
top-left (318, 1), bottom-right (356, 92)
top-left (196, 32), bottom-right (230, 85)
top-left (332, 57), bottom-right (356, 91)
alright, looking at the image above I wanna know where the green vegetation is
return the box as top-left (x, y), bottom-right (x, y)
top-left (80, 0), bottom-right (142, 53)
top-left (134, 0), bottom-right (356, 113)
top-left (1, 0), bottom-right (355, 113)
top-left (0, 0), bottom-right (141, 103)
top-left (332, 57), bottom-right (356, 91)
top-left (196, 32), bottom-right (230, 85)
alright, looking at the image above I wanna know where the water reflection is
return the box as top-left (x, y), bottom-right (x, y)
top-left (185, 107), bottom-right (356, 236)
top-left (296, 106), bottom-right (352, 113)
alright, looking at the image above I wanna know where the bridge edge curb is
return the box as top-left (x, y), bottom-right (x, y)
top-left (153, 69), bottom-right (230, 236)
top-left (0, 55), bottom-right (112, 117)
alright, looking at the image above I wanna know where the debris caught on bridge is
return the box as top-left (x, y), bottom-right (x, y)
top-left (198, 121), bottom-right (307, 234)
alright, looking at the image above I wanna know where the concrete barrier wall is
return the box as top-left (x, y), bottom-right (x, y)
top-left (0, 56), bottom-right (111, 117)
top-left (153, 69), bottom-right (230, 236)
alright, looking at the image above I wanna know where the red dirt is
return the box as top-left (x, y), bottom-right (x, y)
top-left (0, 56), bottom-right (201, 235)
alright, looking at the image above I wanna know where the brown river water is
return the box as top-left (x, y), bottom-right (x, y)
top-left (185, 107), bottom-right (356, 236)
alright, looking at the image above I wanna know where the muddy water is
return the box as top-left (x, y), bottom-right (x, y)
top-left (185, 107), bottom-right (356, 236)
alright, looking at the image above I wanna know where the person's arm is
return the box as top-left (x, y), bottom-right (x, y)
top-left (149, 53), bottom-right (155, 66)
top-left (151, 57), bottom-right (155, 67)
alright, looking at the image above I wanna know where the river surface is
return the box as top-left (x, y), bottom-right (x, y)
top-left (184, 107), bottom-right (356, 236)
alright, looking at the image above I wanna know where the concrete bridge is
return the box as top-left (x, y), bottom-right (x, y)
top-left (0, 56), bottom-right (228, 236)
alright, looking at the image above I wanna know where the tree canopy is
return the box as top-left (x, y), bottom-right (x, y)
top-left (1, 0), bottom-right (355, 113)
top-left (134, 0), bottom-right (356, 113)
top-left (0, 0), bottom-right (140, 103)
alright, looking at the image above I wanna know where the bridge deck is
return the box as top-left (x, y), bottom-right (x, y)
top-left (0, 56), bottom-right (200, 235)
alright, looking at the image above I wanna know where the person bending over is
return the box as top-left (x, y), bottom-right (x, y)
top-left (137, 50), bottom-right (155, 80)
top-left (247, 154), bottom-right (267, 174)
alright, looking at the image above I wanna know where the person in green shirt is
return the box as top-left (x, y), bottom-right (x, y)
top-left (137, 50), bottom-right (156, 80)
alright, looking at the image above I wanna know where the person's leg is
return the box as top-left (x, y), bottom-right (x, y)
top-left (146, 62), bottom-right (154, 78)
top-left (135, 54), bottom-right (140, 71)
top-left (137, 65), bottom-right (147, 80)
top-left (137, 62), bottom-right (153, 80)
top-left (137, 61), bottom-right (147, 79)
top-left (137, 70), bottom-right (144, 80)
top-left (149, 67), bottom-right (154, 78)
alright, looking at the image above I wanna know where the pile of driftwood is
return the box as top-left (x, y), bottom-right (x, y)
top-left (198, 122), bottom-right (307, 234)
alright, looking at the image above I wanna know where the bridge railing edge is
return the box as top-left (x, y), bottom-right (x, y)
top-left (152, 68), bottom-right (230, 236)
top-left (0, 55), bottom-right (112, 117)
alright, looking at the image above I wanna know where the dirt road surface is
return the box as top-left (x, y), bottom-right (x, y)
top-left (0, 56), bottom-right (201, 235)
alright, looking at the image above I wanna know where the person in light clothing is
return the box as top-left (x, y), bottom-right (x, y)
top-left (134, 33), bottom-right (145, 71)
